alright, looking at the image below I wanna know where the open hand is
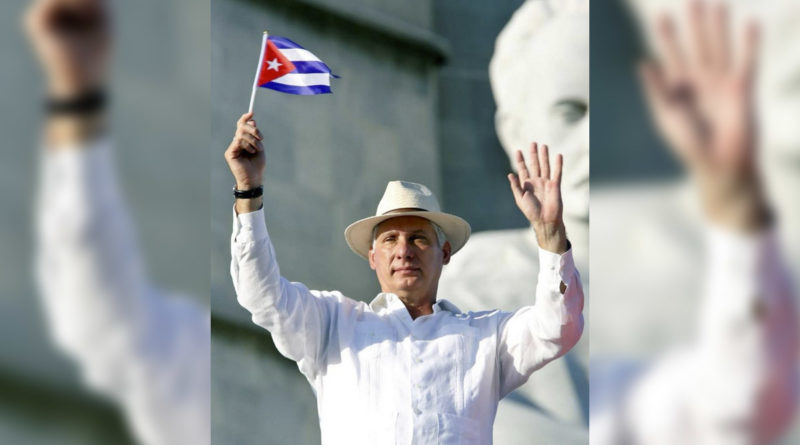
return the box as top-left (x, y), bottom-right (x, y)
top-left (639, 1), bottom-right (769, 230)
top-left (508, 142), bottom-right (567, 253)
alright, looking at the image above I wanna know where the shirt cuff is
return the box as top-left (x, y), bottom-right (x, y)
top-left (41, 137), bottom-right (113, 185)
top-left (705, 224), bottom-right (773, 275)
top-left (538, 244), bottom-right (576, 289)
top-left (703, 224), bottom-right (778, 309)
top-left (232, 206), bottom-right (268, 244)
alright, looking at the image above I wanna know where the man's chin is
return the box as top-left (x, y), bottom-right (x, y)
top-left (391, 278), bottom-right (423, 293)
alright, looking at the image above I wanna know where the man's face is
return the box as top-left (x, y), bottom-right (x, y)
top-left (368, 216), bottom-right (451, 302)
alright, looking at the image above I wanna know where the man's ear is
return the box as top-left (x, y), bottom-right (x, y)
top-left (368, 247), bottom-right (376, 270)
top-left (441, 241), bottom-right (452, 265)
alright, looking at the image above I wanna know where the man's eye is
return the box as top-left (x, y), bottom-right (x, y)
top-left (551, 99), bottom-right (587, 125)
top-left (383, 236), bottom-right (396, 243)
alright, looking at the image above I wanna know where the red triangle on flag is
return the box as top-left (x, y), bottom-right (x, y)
top-left (257, 40), bottom-right (296, 86)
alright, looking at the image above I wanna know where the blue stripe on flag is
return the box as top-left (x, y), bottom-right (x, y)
top-left (262, 82), bottom-right (332, 95)
top-left (269, 36), bottom-right (341, 78)
top-left (291, 61), bottom-right (332, 74)
top-left (269, 36), bottom-right (303, 49)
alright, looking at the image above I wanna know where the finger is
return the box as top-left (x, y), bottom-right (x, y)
top-left (507, 173), bottom-right (522, 201)
top-left (553, 154), bottom-right (563, 186)
top-left (234, 135), bottom-right (256, 154)
top-left (239, 133), bottom-right (259, 150)
top-left (25, 0), bottom-right (54, 36)
top-left (539, 144), bottom-right (551, 180)
top-left (242, 123), bottom-right (263, 140)
top-left (656, 14), bottom-right (686, 80)
top-left (515, 150), bottom-right (530, 182)
top-left (637, 61), bottom-right (669, 115)
top-left (737, 20), bottom-right (759, 87)
top-left (237, 111), bottom-right (254, 127)
top-left (529, 142), bottom-right (541, 178)
top-left (238, 142), bottom-right (256, 155)
top-left (708, 2), bottom-right (730, 72)
top-left (228, 143), bottom-right (249, 159)
top-left (688, 0), bottom-right (711, 70)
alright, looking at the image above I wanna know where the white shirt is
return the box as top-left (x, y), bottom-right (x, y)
top-left (231, 208), bottom-right (585, 445)
top-left (36, 140), bottom-right (210, 445)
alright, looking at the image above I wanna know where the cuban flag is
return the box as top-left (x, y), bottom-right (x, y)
top-left (256, 35), bottom-right (338, 95)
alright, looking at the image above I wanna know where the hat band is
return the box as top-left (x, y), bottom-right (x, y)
top-left (380, 207), bottom-right (428, 216)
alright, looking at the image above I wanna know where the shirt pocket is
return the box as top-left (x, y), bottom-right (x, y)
top-left (437, 412), bottom-right (482, 445)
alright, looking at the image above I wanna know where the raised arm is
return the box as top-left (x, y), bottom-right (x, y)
top-left (225, 112), bottom-right (340, 380)
top-left (27, 1), bottom-right (209, 444)
top-left (498, 143), bottom-right (585, 397)
top-left (628, 2), bottom-right (798, 442)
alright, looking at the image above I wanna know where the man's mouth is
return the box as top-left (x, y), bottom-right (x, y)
top-left (393, 266), bottom-right (420, 275)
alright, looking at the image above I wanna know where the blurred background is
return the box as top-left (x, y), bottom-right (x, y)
top-left (0, 0), bottom-right (208, 443)
top-left (211, 0), bottom-right (590, 443)
top-left (591, 0), bottom-right (800, 442)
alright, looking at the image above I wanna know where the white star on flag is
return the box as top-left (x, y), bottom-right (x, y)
top-left (266, 58), bottom-right (282, 71)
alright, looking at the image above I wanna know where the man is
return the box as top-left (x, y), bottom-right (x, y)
top-left (225, 110), bottom-right (585, 444)
top-left (26, 1), bottom-right (210, 444)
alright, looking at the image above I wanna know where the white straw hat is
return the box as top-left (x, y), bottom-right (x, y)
top-left (344, 181), bottom-right (471, 260)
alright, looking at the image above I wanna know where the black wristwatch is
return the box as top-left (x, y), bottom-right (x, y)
top-left (233, 185), bottom-right (263, 199)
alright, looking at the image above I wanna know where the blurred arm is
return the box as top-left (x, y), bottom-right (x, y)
top-left (36, 132), bottom-right (210, 445)
top-left (496, 246), bottom-right (585, 398)
top-left (692, 225), bottom-right (798, 443)
top-left (624, 225), bottom-right (798, 445)
top-left (27, 1), bottom-right (208, 443)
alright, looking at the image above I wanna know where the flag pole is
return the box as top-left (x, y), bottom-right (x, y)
top-left (248, 31), bottom-right (269, 113)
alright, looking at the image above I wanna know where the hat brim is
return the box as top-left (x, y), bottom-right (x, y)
top-left (344, 211), bottom-right (471, 260)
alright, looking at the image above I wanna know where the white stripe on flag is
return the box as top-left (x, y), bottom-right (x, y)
top-left (271, 73), bottom-right (331, 87)
top-left (280, 48), bottom-right (321, 62)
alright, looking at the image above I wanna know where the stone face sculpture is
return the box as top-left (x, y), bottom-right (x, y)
top-left (438, 1), bottom-right (590, 442)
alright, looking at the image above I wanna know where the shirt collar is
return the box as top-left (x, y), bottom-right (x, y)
top-left (433, 298), bottom-right (462, 314)
top-left (369, 293), bottom-right (462, 317)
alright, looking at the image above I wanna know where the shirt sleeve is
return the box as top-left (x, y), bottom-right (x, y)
top-left (623, 226), bottom-right (798, 444)
top-left (692, 226), bottom-right (798, 441)
top-left (230, 208), bottom-right (339, 379)
top-left (496, 246), bottom-right (585, 398)
top-left (35, 138), bottom-right (210, 445)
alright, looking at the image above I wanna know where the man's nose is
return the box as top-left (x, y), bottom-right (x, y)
top-left (394, 238), bottom-right (414, 259)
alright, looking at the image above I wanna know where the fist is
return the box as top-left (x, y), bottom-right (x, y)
top-left (24, 0), bottom-right (111, 98)
top-left (224, 112), bottom-right (265, 190)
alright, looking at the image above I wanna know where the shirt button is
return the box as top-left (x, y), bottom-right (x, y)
top-left (413, 407), bottom-right (422, 415)
top-left (414, 358), bottom-right (423, 364)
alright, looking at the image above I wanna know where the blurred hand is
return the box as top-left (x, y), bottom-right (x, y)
top-left (224, 112), bottom-right (265, 213)
top-left (508, 142), bottom-right (567, 253)
top-left (639, 1), bottom-right (769, 231)
top-left (24, 0), bottom-right (110, 98)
